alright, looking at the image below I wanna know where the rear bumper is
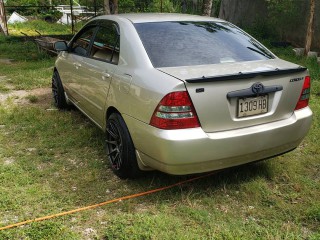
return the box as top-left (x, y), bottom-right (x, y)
top-left (123, 107), bottom-right (312, 175)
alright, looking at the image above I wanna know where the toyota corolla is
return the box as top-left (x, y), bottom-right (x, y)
top-left (52, 13), bottom-right (312, 178)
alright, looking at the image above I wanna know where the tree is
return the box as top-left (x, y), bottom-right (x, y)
top-left (113, 0), bottom-right (118, 14)
top-left (305, 0), bottom-right (315, 55)
top-left (0, 0), bottom-right (8, 35)
top-left (104, 0), bottom-right (118, 14)
top-left (104, 0), bottom-right (111, 14)
top-left (202, 0), bottom-right (213, 16)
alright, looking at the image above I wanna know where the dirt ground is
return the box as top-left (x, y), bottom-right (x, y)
top-left (0, 86), bottom-right (52, 108)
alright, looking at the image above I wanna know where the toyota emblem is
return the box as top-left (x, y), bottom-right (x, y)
top-left (252, 83), bottom-right (264, 94)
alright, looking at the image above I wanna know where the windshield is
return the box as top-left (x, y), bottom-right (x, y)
top-left (134, 21), bottom-right (275, 68)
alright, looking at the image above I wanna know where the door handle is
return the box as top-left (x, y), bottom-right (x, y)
top-left (102, 72), bottom-right (111, 80)
top-left (73, 63), bottom-right (81, 69)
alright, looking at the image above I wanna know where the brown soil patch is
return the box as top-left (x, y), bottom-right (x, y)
top-left (0, 59), bottom-right (15, 64)
top-left (0, 87), bottom-right (52, 108)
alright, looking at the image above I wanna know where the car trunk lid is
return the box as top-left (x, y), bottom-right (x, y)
top-left (158, 59), bottom-right (308, 133)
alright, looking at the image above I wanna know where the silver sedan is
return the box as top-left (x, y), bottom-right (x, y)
top-left (52, 13), bottom-right (312, 178)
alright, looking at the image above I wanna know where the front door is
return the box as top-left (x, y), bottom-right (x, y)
top-left (74, 21), bottom-right (120, 127)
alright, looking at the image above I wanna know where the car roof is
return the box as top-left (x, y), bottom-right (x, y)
top-left (95, 13), bottom-right (225, 24)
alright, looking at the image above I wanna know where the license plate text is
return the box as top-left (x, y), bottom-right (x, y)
top-left (238, 95), bottom-right (268, 118)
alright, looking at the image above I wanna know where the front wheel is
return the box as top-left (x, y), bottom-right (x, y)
top-left (52, 70), bottom-right (68, 109)
top-left (106, 113), bottom-right (142, 179)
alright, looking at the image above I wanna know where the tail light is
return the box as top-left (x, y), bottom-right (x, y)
top-left (295, 76), bottom-right (311, 110)
top-left (150, 91), bottom-right (200, 130)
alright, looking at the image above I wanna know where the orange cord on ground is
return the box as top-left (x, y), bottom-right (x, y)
top-left (0, 172), bottom-right (214, 231)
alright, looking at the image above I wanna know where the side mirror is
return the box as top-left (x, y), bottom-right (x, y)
top-left (54, 41), bottom-right (68, 51)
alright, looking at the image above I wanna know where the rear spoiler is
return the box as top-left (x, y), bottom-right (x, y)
top-left (185, 67), bottom-right (307, 83)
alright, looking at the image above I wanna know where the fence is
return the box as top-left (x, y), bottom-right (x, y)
top-left (1, 0), bottom-right (221, 35)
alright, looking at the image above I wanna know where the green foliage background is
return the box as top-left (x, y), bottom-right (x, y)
top-left (0, 10), bottom-right (319, 239)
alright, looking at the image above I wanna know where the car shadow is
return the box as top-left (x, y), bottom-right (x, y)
top-left (128, 160), bottom-right (274, 193)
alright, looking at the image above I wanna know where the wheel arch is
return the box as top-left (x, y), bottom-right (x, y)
top-left (106, 106), bottom-right (120, 119)
top-left (105, 107), bottom-right (135, 147)
top-left (105, 106), bottom-right (120, 130)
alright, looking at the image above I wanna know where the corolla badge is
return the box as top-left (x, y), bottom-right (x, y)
top-left (290, 77), bottom-right (304, 82)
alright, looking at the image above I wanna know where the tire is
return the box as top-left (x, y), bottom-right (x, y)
top-left (52, 70), bottom-right (68, 109)
top-left (106, 113), bottom-right (142, 179)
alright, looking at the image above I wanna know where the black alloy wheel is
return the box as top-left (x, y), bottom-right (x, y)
top-left (106, 119), bottom-right (123, 171)
top-left (106, 113), bottom-right (142, 179)
top-left (52, 70), bottom-right (68, 109)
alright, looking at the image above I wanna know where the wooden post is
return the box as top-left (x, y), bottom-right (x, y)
top-left (0, 0), bottom-right (8, 35)
top-left (94, 0), bottom-right (97, 16)
top-left (70, 0), bottom-right (74, 34)
top-left (305, 0), bottom-right (315, 55)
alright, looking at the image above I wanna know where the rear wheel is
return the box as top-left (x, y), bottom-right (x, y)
top-left (52, 70), bottom-right (68, 109)
top-left (106, 113), bottom-right (142, 179)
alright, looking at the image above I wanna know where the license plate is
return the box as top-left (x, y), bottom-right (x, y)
top-left (238, 95), bottom-right (268, 118)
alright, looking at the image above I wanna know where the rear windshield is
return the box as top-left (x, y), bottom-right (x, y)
top-left (134, 21), bottom-right (275, 68)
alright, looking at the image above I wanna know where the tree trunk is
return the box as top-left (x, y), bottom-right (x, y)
top-left (104, 0), bottom-right (111, 14)
top-left (104, 0), bottom-right (118, 14)
top-left (0, 0), bottom-right (8, 36)
top-left (113, 0), bottom-right (118, 14)
top-left (202, 0), bottom-right (213, 16)
top-left (305, 0), bottom-right (315, 55)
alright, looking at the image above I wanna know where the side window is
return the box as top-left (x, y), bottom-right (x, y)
top-left (90, 23), bottom-right (120, 64)
top-left (70, 26), bottom-right (97, 56)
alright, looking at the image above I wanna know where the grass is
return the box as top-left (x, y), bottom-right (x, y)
top-left (25, 95), bottom-right (39, 103)
top-left (0, 21), bottom-right (319, 239)
top-left (0, 36), bottom-right (54, 90)
top-left (0, 84), bottom-right (10, 93)
top-left (8, 20), bottom-right (73, 36)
